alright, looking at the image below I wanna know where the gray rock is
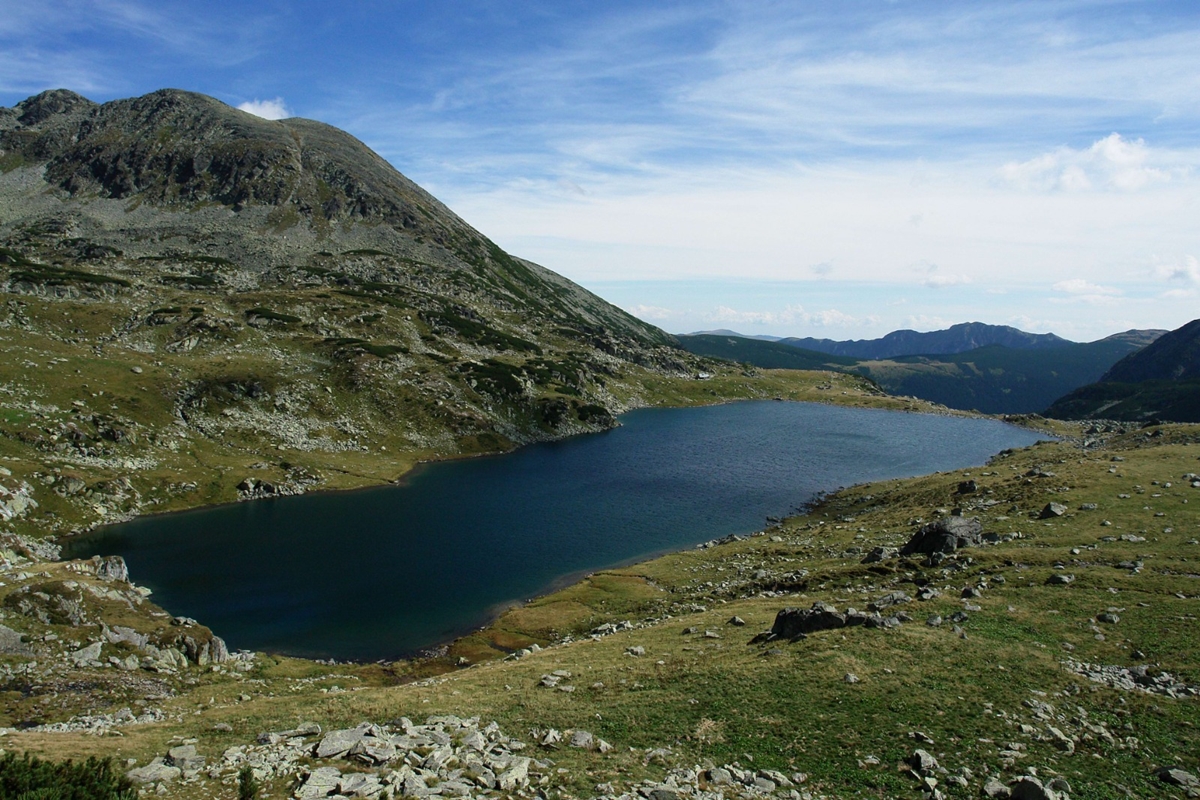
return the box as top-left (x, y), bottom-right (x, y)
top-left (104, 625), bottom-right (149, 649)
top-left (1039, 502), bottom-right (1068, 519)
top-left (626, 645), bottom-right (646, 657)
top-left (70, 641), bottom-right (103, 665)
top-left (316, 726), bottom-right (369, 759)
top-left (768, 602), bottom-right (847, 639)
top-left (93, 555), bottom-right (128, 582)
top-left (349, 735), bottom-right (396, 764)
top-left (0, 624), bottom-right (32, 656)
top-left (861, 546), bottom-right (898, 564)
top-left (906, 748), bottom-right (939, 775)
top-left (496, 757), bottom-right (531, 791)
top-left (166, 744), bottom-right (204, 770)
top-left (1156, 766), bottom-right (1200, 787)
top-left (982, 776), bottom-right (1011, 798)
top-left (900, 516), bottom-right (984, 555)
top-left (727, 615), bottom-right (746, 626)
top-left (843, 672), bottom-right (860, 684)
top-left (868, 591), bottom-right (911, 611)
top-left (707, 767), bottom-right (734, 785)
top-left (1009, 775), bottom-right (1062, 800)
top-left (569, 729), bottom-right (596, 750)
top-left (1046, 574), bottom-right (1075, 585)
top-left (297, 766), bottom-right (343, 799)
top-left (126, 757), bottom-right (181, 784)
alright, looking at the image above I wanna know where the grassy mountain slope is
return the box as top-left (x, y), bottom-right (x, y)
top-left (1046, 320), bottom-right (1200, 422)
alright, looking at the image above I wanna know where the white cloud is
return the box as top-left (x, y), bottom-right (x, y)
top-left (999, 133), bottom-right (1173, 193)
top-left (237, 97), bottom-right (291, 120)
top-left (627, 304), bottom-right (678, 321)
top-left (914, 263), bottom-right (971, 289)
top-left (1052, 279), bottom-right (1121, 296)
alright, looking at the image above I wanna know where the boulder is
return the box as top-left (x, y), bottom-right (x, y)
top-left (70, 641), bottom-right (103, 665)
top-left (126, 757), bottom-right (181, 784)
top-left (1156, 766), bottom-right (1200, 788)
top-left (768, 602), bottom-right (846, 640)
top-left (1008, 775), bottom-right (1065, 800)
top-left (166, 744), bottom-right (205, 771)
top-left (1039, 502), bottom-right (1068, 519)
top-left (297, 766), bottom-right (342, 799)
top-left (316, 725), bottom-right (370, 759)
top-left (906, 749), bottom-right (939, 775)
top-left (900, 516), bottom-right (984, 556)
top-left (93, 555), bottom-right (128, 582)
top-left (496, 757), bottom-right (531, 791)
top-left (569, 729), bottom-right (595, 750)
top-left (861, 546), bottom-right (898, 564)
top-left (982, 776), bottom-right (1012, 798)
top-left (0, 624), bottom-right (32, 656)
top-left (868, 591), bottom-right (911, 611)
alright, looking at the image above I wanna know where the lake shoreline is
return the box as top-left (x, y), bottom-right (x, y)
top-left (64, 399), bottom-right (1049, 663)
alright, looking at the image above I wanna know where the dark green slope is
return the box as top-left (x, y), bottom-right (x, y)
top-left (1045, 319), bottom-right (1200, 422)
top-left (856, 338), bottom-right (1147, 414)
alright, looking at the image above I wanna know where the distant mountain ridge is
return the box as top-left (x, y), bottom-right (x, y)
top-left (778, 322), bottom-right (1072, 359)
top-left (678, 327), bottom-right (1166, 415)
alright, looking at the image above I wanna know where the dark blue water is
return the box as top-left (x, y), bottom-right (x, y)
top-left (65, 401), bottom-right (1044, 660)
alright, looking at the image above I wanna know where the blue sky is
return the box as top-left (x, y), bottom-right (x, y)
top-left (2, 1), bottom-right (1199, 341)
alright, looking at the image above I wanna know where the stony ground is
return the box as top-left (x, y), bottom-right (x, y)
top-left (0, 418), bottom-right (1196, 800)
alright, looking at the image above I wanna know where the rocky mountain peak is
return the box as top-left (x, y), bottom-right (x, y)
top-left (13, 88), bottom-right (96, 126)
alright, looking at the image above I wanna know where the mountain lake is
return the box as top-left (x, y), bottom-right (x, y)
top-left (64, 401), bottom-right (1047, 661)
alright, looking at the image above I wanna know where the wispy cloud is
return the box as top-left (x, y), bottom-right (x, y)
top-left (1053, 278), bottom-right (1121, 295)
top-left (707, 304), bottom-right (875, 328)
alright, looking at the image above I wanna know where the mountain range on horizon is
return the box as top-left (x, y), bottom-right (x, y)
top-left (683, 321), bottom-right (1160, 360)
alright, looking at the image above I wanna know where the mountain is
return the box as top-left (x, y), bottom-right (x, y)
top-left (0, 88), bottom-right (776, 538)
top-left (1100, 319), bottom-right (1200, 383)
top-left (1045, 319), bottom-right (1200, 422)
top-left (677, 334), bottom-right (860, 371)
top-left (779, 321), bottom-right (1072, 359)
top-left (851, 336), bottom-right (1152, 414)
top-left (679, 329), bottom-right (1159, 414)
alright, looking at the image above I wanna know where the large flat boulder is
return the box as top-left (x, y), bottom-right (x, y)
top-left (899, 516), bottom-right (983, 556)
